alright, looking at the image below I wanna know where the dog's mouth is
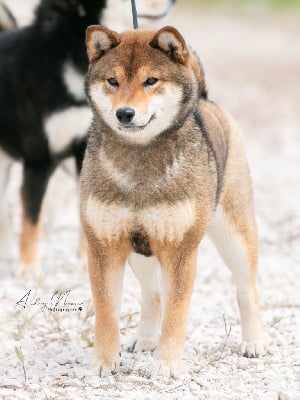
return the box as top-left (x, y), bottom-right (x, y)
top-left (118, 114), bottom-right (156, 133)
top-left (120, 125), bottom-right (147, 132)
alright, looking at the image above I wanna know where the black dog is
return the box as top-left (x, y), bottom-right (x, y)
top-left (0, 1), bottom-right (16, 32)
top-left (0, 0), bottom-right (175, 274)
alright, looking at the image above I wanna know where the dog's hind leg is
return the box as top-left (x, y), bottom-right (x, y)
top-left (127, 253), bottom-right (161, 352)
top-left (19, 163), bottom-right (54, 276)
top-left (0, 149), bottom-right (15, 261)
top-left (207, 111), bottom-right (268, 357)
top-left (208, 203), bottom-right (268, 358)
top-left (208, 179), bottom-right (267, 357)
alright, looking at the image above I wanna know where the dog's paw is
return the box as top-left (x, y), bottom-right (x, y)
top-left (241, 339), bottom-right (269, 358)
top-left (151, 358), bottom-right (182, 378)
top-left (127, 335), bottom-right (158, 353)
top-left (91, 355), bottom-right (120, 378)
top-left (17, 261), bottom-right (41, 279)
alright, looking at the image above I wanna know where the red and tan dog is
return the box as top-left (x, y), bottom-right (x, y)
top-left (80, 25), bottom-right (268, 377)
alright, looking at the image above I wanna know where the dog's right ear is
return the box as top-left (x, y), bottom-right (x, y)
top-left (86, 25), bottom-right (121, 63)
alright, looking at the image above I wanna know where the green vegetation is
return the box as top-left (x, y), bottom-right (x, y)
top-left (15, 346), bottom-right (27, 385)
top-left (178, 0), bottom-right (300, 9)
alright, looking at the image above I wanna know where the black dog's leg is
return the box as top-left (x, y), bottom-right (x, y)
top-left (74, 136), bottom-right (88, 175)
top-left (0, 149), bottom-right (14, 260)
top-left (19, 163), bottom-right (54, 275)
top-left (73, 136), bottom-right (88, 259)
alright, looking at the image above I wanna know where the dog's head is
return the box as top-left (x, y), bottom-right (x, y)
top-left (86, 25), bottom-right (206, 145)
top-left (35, 0), bottom-right (105, 29)
top-left (35, 0), bottom-right (175, 32)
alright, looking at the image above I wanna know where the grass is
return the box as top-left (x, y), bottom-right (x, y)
top-left (15, 346), bottom-right (27, 385)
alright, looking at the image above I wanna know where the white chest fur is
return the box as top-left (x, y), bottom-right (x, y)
top-left (86, 196), bottom-right (195, 243)
top-left (45, 106), bottom-right (92, 154)
top-left (63, 62), bottom-right (86, 101)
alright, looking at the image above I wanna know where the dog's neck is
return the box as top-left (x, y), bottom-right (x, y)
top-left (95, 120), bottom-right (181, 159)
top-left (92, 111), bottom-right (201, 177)
top-left (86, 112), bottom-right (203, 208)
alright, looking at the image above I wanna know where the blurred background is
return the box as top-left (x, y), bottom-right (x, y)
top-left (180, 0), bottom-right (300, 7)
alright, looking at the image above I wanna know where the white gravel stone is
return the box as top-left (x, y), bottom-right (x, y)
top-left (261, 394), bottom-right (277, 400)
top-left (278, 392), bottom-right (290, 400)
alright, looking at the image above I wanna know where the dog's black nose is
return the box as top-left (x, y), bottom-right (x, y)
top-left (116, 107), bottom-right (135, 123)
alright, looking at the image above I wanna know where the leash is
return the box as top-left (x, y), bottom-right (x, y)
top-left (131, 0), bottom-right (139, 29)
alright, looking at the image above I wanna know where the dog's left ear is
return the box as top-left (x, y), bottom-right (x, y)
top-left (86, 25), bottom-right (121, 63)
top-left (150, 26), bottom-right (188, 65)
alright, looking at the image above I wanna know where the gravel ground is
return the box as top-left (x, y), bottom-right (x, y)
top-left (0, 2), bottom-right (299, 399)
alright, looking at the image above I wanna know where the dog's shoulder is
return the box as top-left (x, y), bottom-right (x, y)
top-left (197, 100), bottom-right (246, 158)
top-left (196, 100), bottom-right (228, 162)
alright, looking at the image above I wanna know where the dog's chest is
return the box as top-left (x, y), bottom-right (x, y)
top-left (85, 196), bottom-right (195, 243)
top-left (63, 62), bottom-right (86, 102)
top-left (44, 62), bottom-right (90, 154)
top-left (45, 106), bottom-right (92, 154)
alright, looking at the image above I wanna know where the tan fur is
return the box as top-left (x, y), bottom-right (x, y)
top-left (80, 25), bottom-right (268, 378)
top-left (19, 214), bottom-right (41, 275)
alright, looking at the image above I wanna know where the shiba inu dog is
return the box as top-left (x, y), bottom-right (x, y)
top-left (80, 25), bottom-right (268, 378)
top-left (0, 0), bottom-right (175, 274)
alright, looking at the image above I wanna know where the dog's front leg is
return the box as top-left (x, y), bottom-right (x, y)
top-left (19, 163), bottom-right (54, 276)
top-left (152, 244), bottom-right (199, 378)
top-left (87, 238), bottom-right (127, 377)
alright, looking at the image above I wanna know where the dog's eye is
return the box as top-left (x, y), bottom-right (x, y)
top-left (144, 77), bottom-right (158, 87)
top-left (107, 78), bottom-right (119, 87)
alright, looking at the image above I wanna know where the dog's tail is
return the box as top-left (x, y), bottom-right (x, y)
top-left (0, 1), bottom-right (17, 32)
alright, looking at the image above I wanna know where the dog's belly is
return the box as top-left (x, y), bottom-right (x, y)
top-left (85, 196), bottom-right (195, 244)
top-left (44, 106), bottom-right (92, 154)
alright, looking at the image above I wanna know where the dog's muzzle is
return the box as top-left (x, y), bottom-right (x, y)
top-left (116, 107), bottom-right (135, 123)
top-left (116, 110), bottom-right (156, 132)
